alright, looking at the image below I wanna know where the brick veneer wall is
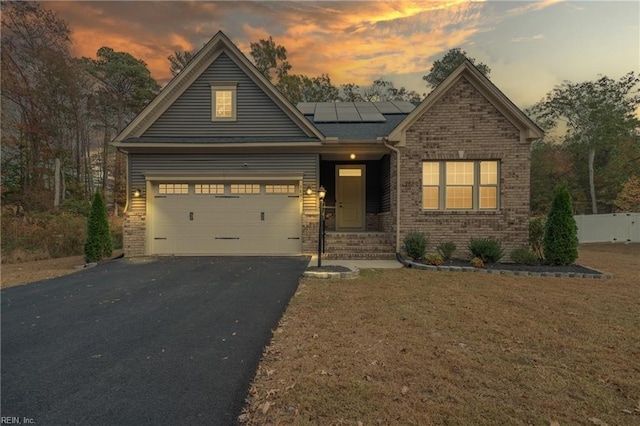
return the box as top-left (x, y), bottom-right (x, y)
top-left (123, 211), bottom-right (146, 257)
top-left (396, 76), bottom-right (531, 256)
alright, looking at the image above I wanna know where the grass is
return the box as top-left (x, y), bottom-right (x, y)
top-left (241, 243), bottom-right (640, 425)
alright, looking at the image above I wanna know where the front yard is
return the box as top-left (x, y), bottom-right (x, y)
top-left (242, 244), bottom-right (640, 425)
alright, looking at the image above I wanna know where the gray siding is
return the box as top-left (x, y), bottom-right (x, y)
top-left (143, 53), bottom-right (309, 139)
top-left (129, 153), bottom-right (319, 213)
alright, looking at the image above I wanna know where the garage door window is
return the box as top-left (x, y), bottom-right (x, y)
top-left (265, 184), bottom-right (296, 194)
top-left (230, 184), bottom-right (261, 194)
top-left (159, 183), bottom-right (189, 194)
top-left (195, 184), bottom-right (225, 194)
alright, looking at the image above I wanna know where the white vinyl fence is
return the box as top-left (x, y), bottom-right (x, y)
top-left (574, 213), bottom-right (640, 243)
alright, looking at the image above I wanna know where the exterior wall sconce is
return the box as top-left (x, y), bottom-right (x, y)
top-left (317, 185), bottom-right (327, 267)
top-left (305, 186), bottom-right (313, 196)
top-left (133, 188), bottom-right (141, 197)
top-left (350, 153), bottom-right (356, 160)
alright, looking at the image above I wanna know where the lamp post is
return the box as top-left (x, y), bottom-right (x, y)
top-left (317, 185), bottom-right (326, 267)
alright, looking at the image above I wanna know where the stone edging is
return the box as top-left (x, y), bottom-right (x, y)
top-left (303, 267), bottom-right (360, 279)
top-left (405, 260), bottom-right (613, 279)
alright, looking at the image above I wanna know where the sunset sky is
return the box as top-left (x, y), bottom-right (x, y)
top-left (47, 0), bottom-right (639, 110)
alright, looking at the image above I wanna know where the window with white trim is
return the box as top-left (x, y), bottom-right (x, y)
top-left (422, 161), bottom-right (499, 210)
top-left (265, 184), bottom-right (296, 194)
top-left (210, 82), bottom-right (237, 121)
top-left (158, 183), bottom-right (189, 194)
top-left (194, 184), bottom-right (225, 194)
top-left (230, 184), bottom-right (260, 194)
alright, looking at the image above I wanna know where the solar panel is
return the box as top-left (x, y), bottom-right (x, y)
top-left (314, 110), bottom-right (338, 122)
top-left (336, 111), bottom-right (361, 122)
top-left (373, 102), bottom-right (402, 114)
top-left (297, 102), bottom-right (316, 115)
top-left (359, 112), bottom-right (386, 122)
top-left (390, 101), bottom-right (416, 113)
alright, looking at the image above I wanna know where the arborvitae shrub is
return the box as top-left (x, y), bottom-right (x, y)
top-left (84, 191), bottom-right (112, 263)
top-left (403, 231), bottom-right (428, 260)
top-left (543, 182), bottom-right (578, 266)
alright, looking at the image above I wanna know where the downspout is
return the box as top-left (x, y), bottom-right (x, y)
top-left (382, 137), bottom-right (407, 265)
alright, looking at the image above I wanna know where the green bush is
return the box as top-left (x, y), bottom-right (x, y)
top-left (468, 238), bottom-right (504, 263)
top-left (529, 216), bottom-right (545, 262)
top-left (424, 253), bottom-right (443, 266)
top-left (84, 191), bottom-right (112, 263)
top-left (543, 182), bottom-right (578, 266)
top-left (403, 231), bottom-right (428, 260)
top-left (436, 242), bottom-right (456, 260)
top-left (510, 247), bottom-right (539, 265)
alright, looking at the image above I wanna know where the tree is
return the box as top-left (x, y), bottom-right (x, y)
top-left (531, 72), bottom-right (640, 214)
top-left (1, 1), bottom-right (91, 211)
top-left (543, 182), bottom-right (579, 266)
top-left (168, 50), bottom-right (193, 76)
top-left (362, 79), bottom-right (422, 103)
top-left (249, 36), bottom-right (291, 82)
top-left (84, 191), bottom-right (112, 262)
top-left (615, 175), bottom-right (640, 212)
top-left (422, 48), bottom-right (490, 89)
top-left (84, 47), bottom-right (159, 212)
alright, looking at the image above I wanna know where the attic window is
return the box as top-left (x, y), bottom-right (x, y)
top-left (210, 82), bottom-right (237, 121)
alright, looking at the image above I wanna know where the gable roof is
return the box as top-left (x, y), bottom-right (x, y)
top-left (387, 60), bottom-right (544, 144)
top-left (113, 31), bottom-right (324, 145)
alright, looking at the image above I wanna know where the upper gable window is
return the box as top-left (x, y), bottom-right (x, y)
top-left (210, 82), bottom-right (237, 121)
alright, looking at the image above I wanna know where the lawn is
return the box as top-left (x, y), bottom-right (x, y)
top-left (241, 243), bottom-right (640, 425)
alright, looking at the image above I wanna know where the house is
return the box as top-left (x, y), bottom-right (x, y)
top-left (113, 31), bottom-right (543, 259)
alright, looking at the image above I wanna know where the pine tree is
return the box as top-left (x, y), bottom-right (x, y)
top-left (543, 182), bottom-right (579, 265)
top-left (84, 191), bottom-right (112, 263)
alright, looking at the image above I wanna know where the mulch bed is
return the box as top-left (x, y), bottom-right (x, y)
top-left (416, 259), bottom-right (602, 275)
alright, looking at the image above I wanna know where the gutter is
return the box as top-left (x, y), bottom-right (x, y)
top-left (382, 137), bottom-right (401, 254)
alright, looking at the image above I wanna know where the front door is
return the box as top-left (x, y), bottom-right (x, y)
top-left (336, 165), bottom-right (365, 230)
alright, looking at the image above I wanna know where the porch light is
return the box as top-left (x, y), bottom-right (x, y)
top-left (350, 153), bottom-right (356, 160)
top-left (317, 185), bottom-right (327, 267)
top-left (305, 186), bottom-right (313, 196)
top-left (318, 185), bottom-right (326, 200)
top-left (133, 188), bottom-right (141, 197)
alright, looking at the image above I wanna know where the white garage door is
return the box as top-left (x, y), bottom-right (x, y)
top-left (150, 182), bottom-right (302, 255)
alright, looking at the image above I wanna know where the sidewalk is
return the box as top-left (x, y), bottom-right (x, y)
top-left (307, 255), bottom-right (403, 270)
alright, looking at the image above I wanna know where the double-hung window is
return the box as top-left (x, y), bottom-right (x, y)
top-left (210, 82), bottom-right (237, 121)
top-left (422, 161), bottom-right (499, 210)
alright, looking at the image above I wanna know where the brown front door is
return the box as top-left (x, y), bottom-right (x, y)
top-left (336, 165), bottom-right (365, 230)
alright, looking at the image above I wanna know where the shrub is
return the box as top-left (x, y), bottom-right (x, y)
top-left (1, 210), bottom-right (86, 262)
top-left (403, 231), bottom-right (428, 260)
top-left (510, 247), bottom-right (539, 265)
top-left (468, 238), bottom-right (504, 263)
top-left (424, 253), bottom-right (443, 266)
top-left (470, 257), bottom-right (484, 268)
top-left (543, 182), bottom-right (578, 266)
top-left (436, 242), bottom-right (456, 260)
top-left (529, 216), bottom-right (546, 262)
top-left (84, 191), bottom-right (112, 263)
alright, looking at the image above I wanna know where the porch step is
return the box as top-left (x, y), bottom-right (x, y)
top-left (323, 232), bottom-right (395, 260)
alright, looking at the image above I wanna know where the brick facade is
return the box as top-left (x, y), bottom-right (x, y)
top-left (394, 76), bottom-right (531, 256)
top-left (123, 211), bottom-right (146, 257)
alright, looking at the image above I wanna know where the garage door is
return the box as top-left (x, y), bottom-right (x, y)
top-left (150, 182), bottom-right (302, 255)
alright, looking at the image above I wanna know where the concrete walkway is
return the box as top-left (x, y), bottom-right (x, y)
top-left (307, 255), bottom-right (403, 269)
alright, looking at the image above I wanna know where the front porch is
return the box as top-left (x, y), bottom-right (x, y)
top-left (318, 155), bottom-right (396, 259)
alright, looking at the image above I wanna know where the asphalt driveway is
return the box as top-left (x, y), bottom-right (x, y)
top-left (1, 256), bottom-right (309, 425)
